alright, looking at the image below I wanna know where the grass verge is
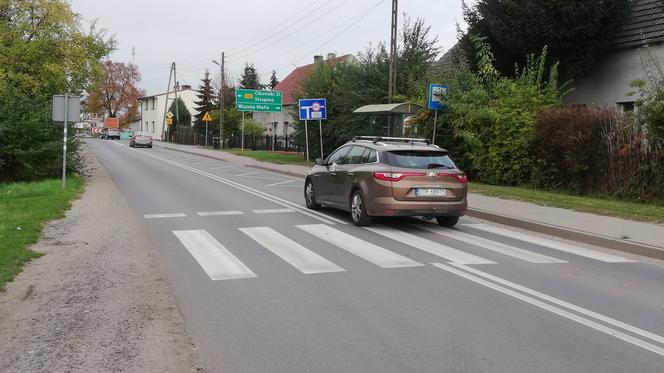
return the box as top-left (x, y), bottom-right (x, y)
top-left (469, 182), bottom-right (664, 224)
top-left (220, 149), bottom-right (313, 166)
top-left (0, 176), bottom-right (84, 290)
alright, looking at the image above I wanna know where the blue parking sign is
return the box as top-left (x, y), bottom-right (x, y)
top-left (428, 84), bottom-right (448, 110)
top-left (299, 98), bottom-right (327, 120)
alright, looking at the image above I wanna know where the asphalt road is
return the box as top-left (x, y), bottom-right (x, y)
top-left (87, 139), bottom-right (664, 373)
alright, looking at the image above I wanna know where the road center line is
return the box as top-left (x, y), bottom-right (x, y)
top-left (432, 263), bottom-right (664, 357)
top-left (264, 180), bottom-right (295, 187)
top-left (197, 211), bottom-right (244, 216)
top-left (111, 141), bottom-right (345, 225)
top-left (144, 213), bottom-right (186, 219)
top-left (448, 262), bottom-right (664, 346)
top-left (253, 209), bottom-right (295, 214)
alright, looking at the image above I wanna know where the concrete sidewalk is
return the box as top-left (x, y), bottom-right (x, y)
top-left (154, 141), bottom-right (664, 256)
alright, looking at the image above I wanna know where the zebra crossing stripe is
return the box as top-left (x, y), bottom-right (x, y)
top-left (465, 224), bottom-right (636, 263)
top-left (364, 226), bottom-right (495, 265)
top-left (297, 224), bottom-right (423, 268)
top-left (419, 225), bottom-right (567, 264)
top-left (239, 227), bottom-right (345, 274)
top-left (173, 230), bottom-right (256, 281)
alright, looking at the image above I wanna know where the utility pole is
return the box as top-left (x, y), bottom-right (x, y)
top-left (213, 53), bottom-right (225, 148)
top-left (388, 0), bottom-right (398, 103)
top-left (161, 63), bottom-right (174, 141)
top-left (173, 63), bottom-right (179, 143)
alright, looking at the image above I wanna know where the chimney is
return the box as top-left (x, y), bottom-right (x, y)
top-left (326, 53), bottom-right (337, 60)
top-left (314, 55), bottom-right (324, 64)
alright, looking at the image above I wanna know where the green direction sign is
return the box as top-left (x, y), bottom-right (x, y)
top-left (236, 89), bottom-right (282, 112)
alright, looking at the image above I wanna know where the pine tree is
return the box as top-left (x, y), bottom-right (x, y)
top-left (269, 70), bottom-right (279, 89)
top-left (193, 71), bottom-right (216, 129)
top-left (239, 63), bottom-right (261, 89)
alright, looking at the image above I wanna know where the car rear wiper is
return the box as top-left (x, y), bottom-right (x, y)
top-left (426, 163), bottom-right (453, 169)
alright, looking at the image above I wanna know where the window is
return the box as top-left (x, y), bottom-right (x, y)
top-left (151, 98), bottom-right (155, 110)
top-left (384, 150), bottom-right (456, 169)
top-left (344, 146), bottom-right (368, 164)
top-left (366, 149), bottom-right (377, 163)
top-left (326, 146), bottom-right (350, 165)
top-left (618, 101), bottom-right (635, 113)
top-left (151, 121), bottom-right (155, 133)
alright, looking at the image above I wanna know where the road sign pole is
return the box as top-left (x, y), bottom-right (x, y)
top-left (271, 112), bottom-right (275, 152)
top-left (241, 111), bottom-right (245, 151)
top-left (304, 119), bottom-right (309, 162)
top-left (432, 110), bottom-right (438, 145)
top-left (205, 121), bottom-right (208, 147)
top-left (319, 119), bottom-right (324, 159)
top-left (62, 94), bottom-right (68, 189)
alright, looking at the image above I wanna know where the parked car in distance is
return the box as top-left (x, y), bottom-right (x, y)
top-left (130, 132), bottom-right (153, 148)
top-left (106, 127), bottom-right (121, 140)
top-left (304, 136), bottom-right (468, 227)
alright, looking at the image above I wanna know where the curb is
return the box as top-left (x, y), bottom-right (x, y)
top-left (155, 143), bottom-right (664, 260)
top-left (466, 208), bottom-right (664, 260)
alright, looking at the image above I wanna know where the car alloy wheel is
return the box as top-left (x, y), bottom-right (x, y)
top-left (304, 179), bottom-right (320, 210)
top-left (350, 190), bottom-right (372, 226)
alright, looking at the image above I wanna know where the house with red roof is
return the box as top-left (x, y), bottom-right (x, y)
top-left (254, 53), bottom-right (356, 137)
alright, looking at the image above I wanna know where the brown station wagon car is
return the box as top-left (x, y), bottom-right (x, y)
top-left (304, 136), bottom-right (468, 226)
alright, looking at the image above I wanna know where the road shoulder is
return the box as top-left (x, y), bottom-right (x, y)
top-left (0, 144), bottom-right (202, 372)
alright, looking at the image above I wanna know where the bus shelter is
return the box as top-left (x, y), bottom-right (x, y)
top-left (353, 102), bottom-right (424, 137)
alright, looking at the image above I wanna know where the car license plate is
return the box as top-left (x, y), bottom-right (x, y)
top-left (415, 188), bottom-right (447, 197)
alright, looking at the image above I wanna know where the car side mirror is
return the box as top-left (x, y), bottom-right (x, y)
top-left (315, 158), bottom-right (325, 166)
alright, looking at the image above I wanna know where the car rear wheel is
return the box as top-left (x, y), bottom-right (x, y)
top-left (436, 216), bottom-right (459, 228)
top-left (304, 179), bottom-right (321, 210)
top-left (350, 190), bottom-right (373, 226)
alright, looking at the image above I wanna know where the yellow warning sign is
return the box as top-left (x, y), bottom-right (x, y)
top-left (166, 118), bottom-right (173, 125)
top-left (166, 111), bottom-right (174, 119)
top-left (202, 111), bottom-right (212, 122)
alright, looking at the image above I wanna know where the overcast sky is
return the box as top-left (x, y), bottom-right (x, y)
top-left (69, 0), bottom-right (472, 96)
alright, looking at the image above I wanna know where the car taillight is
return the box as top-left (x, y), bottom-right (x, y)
top-left (373, 172), bottom-right (426, 182)
top-left (436, 172), bottom-right (468, 183)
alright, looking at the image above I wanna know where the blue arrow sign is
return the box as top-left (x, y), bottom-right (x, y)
top-left (428, 84), bottom-right (449, 110)
top-left (299, 98), bottom-right (327, 120)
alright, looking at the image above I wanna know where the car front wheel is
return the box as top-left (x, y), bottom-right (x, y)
top-left (436, 216), bottom-right (459, 228)
top-left (304, 179), bottom-right (321, 210)
top-left (350, 190), bottom-right (373, 226)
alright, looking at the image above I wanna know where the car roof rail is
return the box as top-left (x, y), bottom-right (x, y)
top-left (351, 136), bottom-right (431, 145)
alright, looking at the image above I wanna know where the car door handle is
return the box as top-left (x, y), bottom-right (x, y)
top-left (348, 172), bottom-right (354, 176)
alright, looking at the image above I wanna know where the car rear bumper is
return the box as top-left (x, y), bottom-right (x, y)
top-left (134, 141), bottom-right (152, 146)
top-left (366, 196), bottom-right (467, 217)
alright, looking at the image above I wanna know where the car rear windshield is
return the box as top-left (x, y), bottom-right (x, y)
top-left (384, 150), bottom-right (456, 169)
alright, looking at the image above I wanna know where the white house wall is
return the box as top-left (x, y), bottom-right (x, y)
top-left (565, 44), bottom-right (664, 107)
top-left (253, 105), bottom-right (297, 137)
top-left (138, 89), bottom-right (198, 140)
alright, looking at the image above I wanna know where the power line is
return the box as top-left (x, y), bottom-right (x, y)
top-left (274, 0), bottom-right (386, 73)
top-left (226, 0), bottom-right (330, 55)
top-left (226, 0), bottom-right (355, 63)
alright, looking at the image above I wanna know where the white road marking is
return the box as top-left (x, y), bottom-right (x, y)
top-left (419, 225), bottom-right (567, 264)
top-left (297, 224), bottom-right (423, 268)
top-left (252, 208), bottom-right (295, 214)
top-left (113, 142), bottom-right (345, 225)
top-left (235, 172), bottom-right (259, 177)
top-left (173, 230), bottom-right (256, 280)
top-left (433, 263), bottom-right (664, 357)
top-left (465, 224), bottom-right (636, 263)
top-left (208, 165), bottom-right (234, 170)
top-left (239, 227), bottom-right (345, 274)
top-left (197, 211), bottom-right (244, 216)
top-left (364, 226), bottom-right (495, 265)
top-left (144, 213), bottom-right (186, 219)
top-left (264, 180), bottom-right (295, 187)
